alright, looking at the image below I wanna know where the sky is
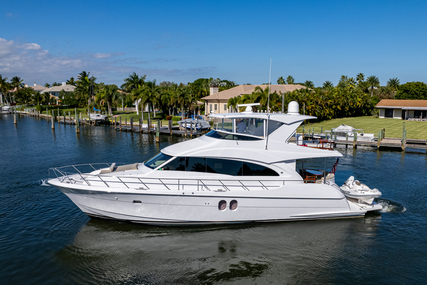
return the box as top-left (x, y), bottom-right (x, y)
top-left (1, 0), bottom-right (427, 87)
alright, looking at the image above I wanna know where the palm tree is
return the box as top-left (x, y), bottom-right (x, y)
top-left (96, 84), bottom-right (119, 116)
top-left (76, 71), bottom-right (97, 106)
top-left (0, 75), bottom-right (10, 104)
top-left (227, 96), bottom-right (241, 112)
top-left (303, 81), bottom-right (314, 89)
top-left (323, 81), bottom-right (334, 89)
top-left (286, 76), bottom-right (295, 84)
top-left (10, 76), bottom-right (24, 91)
top-left (356, 73), bottom-right (365, 84)
top-left (387, 77), bottom-right (400, 91)
top-left (122, 72), bottom-right (146, 114)
top-left (366, 75), bottom-right (380, 96)
top-left (66, 77), bottom-right (76, 86)
top-left (277, 76), bottom-right (286, 84)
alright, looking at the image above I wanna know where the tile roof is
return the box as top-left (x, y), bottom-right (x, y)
top-left (42, 85), bottom-right (76, 93)
top-left (376, 99), bottom-right (427, 108)
top-left (201, 84), bottom-right (306, 100)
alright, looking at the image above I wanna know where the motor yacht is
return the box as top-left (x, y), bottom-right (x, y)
top-left (47, 102), bottom-right (382, 225)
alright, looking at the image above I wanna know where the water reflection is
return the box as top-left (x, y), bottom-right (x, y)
top-left (56, 216), bottom-right (380, 284)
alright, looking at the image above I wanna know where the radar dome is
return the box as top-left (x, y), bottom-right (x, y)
top-left (287, 101), bottom-right (300, 115)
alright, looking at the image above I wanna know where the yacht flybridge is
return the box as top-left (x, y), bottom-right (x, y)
top-left (47, 101), bottom-right (382, 225)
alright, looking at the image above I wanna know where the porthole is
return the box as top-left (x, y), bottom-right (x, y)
top-left (218, 200), bottom-right (227, 211)
top-left (230, 200), bottom-right (238, 210)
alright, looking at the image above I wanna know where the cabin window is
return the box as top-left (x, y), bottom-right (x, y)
top-left (205, 130), bottom-right (263, 141)
top-left (144, 153), bottom-right (172, 169)
top-left (186, 157), bottom-right (206, 172)
top-left (207, 158), bottom-right (242, 176)
top-left (161, 157), bottom-right (185, 171)
top-left (161, 156), bottom-right (278, 176)
top-left (241, 162), bottom-right (279, 176)
top-left (267, 121), bottom-right (284, 135)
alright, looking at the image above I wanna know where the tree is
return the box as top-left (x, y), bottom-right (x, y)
top-left (10, 76), bottom-right (24, 91)
top-left (286, 76), bottom-right (295, 84)
top-left (277, 76), bottom-right (286, 84)
top-left (121, 72), bottom-right (146, 92)
top-left (96, 84), bottom-right (119, 116)
top-left (356, 73), bottom-right (365, 84)
top-left (303, 81), bottom-right (314, 89)
top-left (66, 77), bottom-right (76, 86)
top-left (395, 82), bottom-right (427, 100)
top-left (387, 77), bottom-right (400, 91)
top-left (227, 96), bottom-right (242, 113)
top-left (76, 71), bottom-right (97, 107)
top-left (0, 75), bottom-right (10, 104)
top-left (323, 81), bottom-right (334, 89)
top-left (366, 75), bottom-right (380, 96)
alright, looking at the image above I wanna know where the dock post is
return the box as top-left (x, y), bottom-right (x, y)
top-left (345, 133), bottom-right (348, 148)
top-left (130, 117), bottom-right (134, 132)
top-left (320, 126), bottom-right (323, 135)
top-left (125, 118), bottom-right (127, 130)
top-left (63, 111), bottom-right (65, 124)
top-left (402, 123), bottom-right (406, 151)
top-left (68, 112), bottom-right (71, 124)
top-left (353, 131), bottom-right (357, 148)
top-left (156, 120), bottom-right (160, 142)
top-left (51, 110), bottom-right (55, 130)
top-left (57, 108), bottom-right (60, 122)
top-left (46, 107), bottom-right (49, 121)
top-left (119, 117), bottom-right (122, 130)
top-left (139, 118), bottom-right (142, 132)
top-left (14, 108), bottom-right (17, 124)
top-left (185, 122), bottom-right (187, 137)
top-left (169, 120), bottom-right (172, 135)
top-left (75, 108), bottom-right (80, 134)
top-left (190, 121), bottom-right (193, 136)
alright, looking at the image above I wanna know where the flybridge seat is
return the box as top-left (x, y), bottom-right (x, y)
top-left (99, 163), bottom-right (138, 174)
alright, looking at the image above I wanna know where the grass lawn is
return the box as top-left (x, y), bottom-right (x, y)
top-left (298, 116), bottom-right (427, 140)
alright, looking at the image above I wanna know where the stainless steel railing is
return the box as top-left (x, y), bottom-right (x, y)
top-left (49, 163), bottom-right (291, 192)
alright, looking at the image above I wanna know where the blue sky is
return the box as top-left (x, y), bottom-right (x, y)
top-left (1, 0), bottom-right (426, 87)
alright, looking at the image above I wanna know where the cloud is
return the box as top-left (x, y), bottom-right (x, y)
top-left (0, 37), bottom-right (215, 85)
top-left (6, 12), bottom-right (13, 17)
top-left (19, 43), bottom-right (42, 50)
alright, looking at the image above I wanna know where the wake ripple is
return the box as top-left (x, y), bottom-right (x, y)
top-left (376, 198), bottom-right (406, 213)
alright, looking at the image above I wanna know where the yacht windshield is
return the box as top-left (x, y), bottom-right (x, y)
top-left (205, 130), bottom-right (263, 140)
top-left (144, 153), bottom-right (172, 169)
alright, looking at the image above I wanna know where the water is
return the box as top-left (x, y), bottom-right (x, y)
top-left (1, 115), bottom-right (426, 284)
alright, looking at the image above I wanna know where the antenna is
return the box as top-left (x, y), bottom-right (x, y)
top-left (268, 58), bottom-right (272, 113)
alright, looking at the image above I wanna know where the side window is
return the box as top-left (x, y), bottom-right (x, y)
top-left (186, 157), bottom-right (206, 172)
top-left (242, 162), bottom-right (278, 176)
top-left (207, 158), bottom-right (242, 176)
top-left (162, 157), bottom-right (185, 171)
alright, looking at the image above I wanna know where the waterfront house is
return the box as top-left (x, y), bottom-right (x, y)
top-left (201, 84), bottom-right (306, 114)
top-left (41, 82), bottom-right (76, 97)
top-left (375, 99), bottom-right (427, 120)
top-left (26, 82), bottom-right (47, 93)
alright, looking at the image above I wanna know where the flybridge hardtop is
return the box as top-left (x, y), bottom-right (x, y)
top-left (162, 102), bottom-right (342, 163)
top-left (47, 101), bottom-right (382, 226)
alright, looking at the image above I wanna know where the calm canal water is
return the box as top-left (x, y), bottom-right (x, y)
top-left (1, 114), bottom-right (426, 284)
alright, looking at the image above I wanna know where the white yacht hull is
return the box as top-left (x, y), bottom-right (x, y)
top-left (55, 184), bottom-right (373, 225)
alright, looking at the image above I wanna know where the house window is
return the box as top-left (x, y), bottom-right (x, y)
top-left (214, 104), bottom-right (217, 111)
top-left (385, 109), bottom-right (393, 118)
top-left (210, 104), bottom-right (212, 112)
top-left (224, 104), bottom-right (227, 111)
top-left (414, 110), bottom-right (421, 118)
